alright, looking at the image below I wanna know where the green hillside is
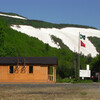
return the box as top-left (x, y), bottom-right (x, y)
top-left (0, 12), bottom-right (97, 29)
top-left (0, 12), bottom-right (27, 19)
top-left (0, 17), bottom-right (90, 79)
top-left (1, 12), bottom-right (100, 80)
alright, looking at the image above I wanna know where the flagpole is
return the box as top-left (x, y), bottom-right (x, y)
top-left (78, 32), bottom-right (80, 78)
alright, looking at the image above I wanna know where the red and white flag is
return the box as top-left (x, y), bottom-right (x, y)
top-left (80, 40), bottom-right (86, 47)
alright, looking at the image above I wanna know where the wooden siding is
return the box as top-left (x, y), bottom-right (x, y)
top-left (0, 65), bottom-right (49, 82)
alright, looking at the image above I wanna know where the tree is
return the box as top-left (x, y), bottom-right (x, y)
top-left (0, 28), bottom-right (5, 47)
top-left (87, 54), bottom-right (92, 64)
top-left (91, 55), bottom-right (100, 72)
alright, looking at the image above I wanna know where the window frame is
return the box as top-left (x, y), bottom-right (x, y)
top-left (9, 66), bottom-right (13, 74)
top-left (29, 66), bottom-right (33, 73)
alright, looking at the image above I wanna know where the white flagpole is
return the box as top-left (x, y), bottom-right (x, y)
top-left (78, 32), bottom-right (80, 77)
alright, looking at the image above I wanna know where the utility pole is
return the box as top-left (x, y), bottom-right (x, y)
top-left (78, 32), bottom-right (80, 78)
top-left (74, 49), bottom-right (77, 79)
top-left (74, 58), bottom-right (77, 78)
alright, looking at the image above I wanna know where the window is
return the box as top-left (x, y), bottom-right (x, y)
top-left (48, 66), bottom-right (53, 75)
top-left (29, 66), bottom-right (33, 73)
top-left (10, 66), bottom-right (13, 73)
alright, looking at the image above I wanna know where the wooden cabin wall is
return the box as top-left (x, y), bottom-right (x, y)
top-left (0, 65), bottom-right (49, 82)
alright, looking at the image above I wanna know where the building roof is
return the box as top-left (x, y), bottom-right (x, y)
top-left (0, 57), bottom-right (58, 65)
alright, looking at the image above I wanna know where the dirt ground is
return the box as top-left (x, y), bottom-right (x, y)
top-left (0, 83), bottom-right (100, 100)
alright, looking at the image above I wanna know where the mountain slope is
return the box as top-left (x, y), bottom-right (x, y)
top-left (0, 12), bottom-right (27, 20)
top-left (1, 12), bottom-right (99, 78)
top-left (0, 12), bottom-right (97, 29)
top-left (0, 17), bottom-right (81, 78)
top-left (0, 12), bottom-right (100, 57)
top-left (11, 25), bottom-right (100, 57)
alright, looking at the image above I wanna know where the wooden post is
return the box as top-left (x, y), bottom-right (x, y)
top-left (48, 66), bottom-right (50, 81)
top-left (53, 66), bottom-right (56, 83)
top-left (55, 66), bottom-right (56, 82)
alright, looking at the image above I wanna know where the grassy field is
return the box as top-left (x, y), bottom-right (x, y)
top-left (0, 83), bottom-right (100, 100)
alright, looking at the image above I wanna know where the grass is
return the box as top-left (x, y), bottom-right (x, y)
top-left (97, 80), bottom-right (100, 83)
top-left (80, 92), bottom-right (87, 96)
top-left (56, 76), bottom-right (93, 83)
top-left (56, 78), bottom-right (75, 83)
top-left (72, 79), bottom-right (93, 83)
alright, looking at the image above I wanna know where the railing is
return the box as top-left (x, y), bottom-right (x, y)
top-left (48, 75), bottom-right (53, 81)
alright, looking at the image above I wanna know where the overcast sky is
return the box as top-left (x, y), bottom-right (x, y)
top-left (0, 0), bottom-right (100, 29)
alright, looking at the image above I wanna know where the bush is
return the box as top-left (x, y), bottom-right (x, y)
top-left (56, 75), bottom-right (75, 83)
top-left (72, 79), bottom-right (93, 83)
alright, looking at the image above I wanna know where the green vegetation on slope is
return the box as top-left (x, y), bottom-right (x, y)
top-left (0, 15), bottom-right (97, 29)
top-left (0, 17), bottom-right (90, 78)
top-left (51, 35), bottom-right (69, 49)
top-left (86, 37), bottom-right (100, 74)
top-left (90, 54), bottom-right (100, 72)
top-left (88, 37), bottom-right (100, 72)
top-left (0, 12), bottom-right (26, 19)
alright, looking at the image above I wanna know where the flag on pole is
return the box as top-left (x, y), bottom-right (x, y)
top-left (81, 40), bottom-right (86, 47)
top-left (80, 34), bottom-right (86, 40)
top-left (80, 34), bottom-right (86, 47)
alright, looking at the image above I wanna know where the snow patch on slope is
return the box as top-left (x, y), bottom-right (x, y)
top-left (0, 13), bottom-right (27, 20)
top-left (11, 25), bottom-right (100, 57)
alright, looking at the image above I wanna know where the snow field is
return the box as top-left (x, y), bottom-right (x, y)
top-left (11, 25), bottom-right (100, 57)
top-left (0, 13), bottom-right (27, 20)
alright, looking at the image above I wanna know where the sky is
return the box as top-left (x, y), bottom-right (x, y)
top-left (0, 0), bottom-right (100, 29)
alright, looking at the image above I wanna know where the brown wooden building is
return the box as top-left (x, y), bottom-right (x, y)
top-left (0, 57), bottom-right (57, 83)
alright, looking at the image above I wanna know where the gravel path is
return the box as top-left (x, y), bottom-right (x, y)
top-left (0, 83), bottom-right (100, 88)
